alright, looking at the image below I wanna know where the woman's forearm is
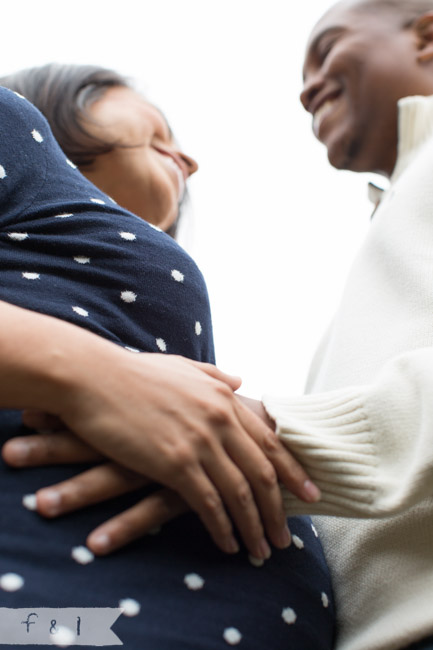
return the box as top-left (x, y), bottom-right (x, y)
top-left (0, 300), bottom-right (112, 412)
top-left (0, 300), bottom-right (317, 561)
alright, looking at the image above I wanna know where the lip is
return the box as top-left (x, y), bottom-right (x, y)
top-left (311, 90), bottom-right (342, 139)
top-left (309, 87), bottom-right (341, 117)
top-left (153, 146), bottom-right (187, 201)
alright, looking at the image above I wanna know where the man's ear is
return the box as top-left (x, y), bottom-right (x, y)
top-left (414, 12), bottom-right (433, 62)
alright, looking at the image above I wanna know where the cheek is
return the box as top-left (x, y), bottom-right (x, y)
top-left (125, 162), bottom-right (179, 228)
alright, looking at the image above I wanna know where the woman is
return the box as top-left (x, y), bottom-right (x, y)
top-left (0, 67), bottom-right (334, 649)
top-left (0, 63), bottom-right (322, 558)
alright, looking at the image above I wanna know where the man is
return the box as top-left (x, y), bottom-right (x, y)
top-left (7, 1), bottom-right (433, 648)
top-left (263, 1), bottom-right (433, 648)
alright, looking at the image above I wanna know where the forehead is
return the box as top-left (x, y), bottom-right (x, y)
top-left (303, 2), bottom-right (398, 74)
top-left (87, 86), bottom-right (172, 143)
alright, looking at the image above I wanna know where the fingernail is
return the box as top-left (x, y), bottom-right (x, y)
top-left (8, 441), bottom-right (30, 463)
top-left (257, 538), bottom-right (272, 560)
top-left (278, 525), bottom-right (292, 548)
top-left (89, 533), bottom-right (110, 551)
top-left (39, 490), bottom-right (61, 515)
top-left (225, 536), bottom-right (240, 554)
top-left (303, 480), bottom-right (321, 502)
top-left (22, 493), bottom-right (37, 511)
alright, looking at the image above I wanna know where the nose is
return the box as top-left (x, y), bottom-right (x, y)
top-left (300, 71), bottom-right (324, 112)
top-left (178, 151), bottom-right (199, 177)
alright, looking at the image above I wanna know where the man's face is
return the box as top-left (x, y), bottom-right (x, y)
top-left (301, 2), bottom-right (428, 176)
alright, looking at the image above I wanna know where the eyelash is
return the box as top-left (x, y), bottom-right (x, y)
top-left (318, 41), bottom-right (334, 62)
top-left (153, 131), bottom-right (170, 145)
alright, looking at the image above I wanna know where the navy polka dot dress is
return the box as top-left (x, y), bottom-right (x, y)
top-left (0, 88), bottom-right (335, 649)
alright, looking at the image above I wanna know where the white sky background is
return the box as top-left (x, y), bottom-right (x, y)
top-left (3, 1), bottom-right (381, 397)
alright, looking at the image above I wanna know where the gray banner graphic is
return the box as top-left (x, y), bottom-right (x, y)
top-left (0, 608), bottom-right (123, 646)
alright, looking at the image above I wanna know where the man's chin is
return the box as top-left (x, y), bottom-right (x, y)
top-left (326, 135), bottom-right (362, 172)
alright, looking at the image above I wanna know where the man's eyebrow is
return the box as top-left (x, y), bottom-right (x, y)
top-left (302, 26), bottom-right (345, 80)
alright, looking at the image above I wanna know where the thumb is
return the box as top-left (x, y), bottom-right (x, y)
top-left (189, 361), bottom-right (242, 391)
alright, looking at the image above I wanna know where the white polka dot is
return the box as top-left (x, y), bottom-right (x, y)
top-left (13, 91), bottom-right (25, 100)
top-left (119, 232), bottom-right (136, 241)
top-left (321, 592), bottom-right (329, 608)
top-left (311, 523), bottom-right (319, 537)
top-left (73, 256), bottom-right (90, 265)
top-left (148, 223), bottom-right (162, 232)
top-left (55, 213), bottom-right (74, 219)
top-left (223, 627), bottom-right (242, 645)
top-left (52, 625), bottom-right (76, 648)
top-left (8, 232), bottom-right (28, 241)
top-left (156, 338), bottom-right (167, 352)
top-left (119, 598), bottom-right (141, 617)
top-left (31, 129), bottom-right (43, 143)
top-left (292, 535), bottom-right (304, 549)
top-left (72, 306), bottom-right (89, 318)
top-left (171, 269), bottom-right (184, 283)
top-left (195, 321), bottom-right (202, 336)
top-left (248, 555), bottom-right (264, 567)
top-left (90, 198), bottom-right (105, 205)
top-left (71, 546), bottom-right (94, 565)
top-left (282, 607), bottom-right (297, 625)
top-left (121, 290), bottom-right (137, 303)
top-left (184, 573), bottom-right (205, 590)
top-left (22, 493), bottom-right (37, 511)
top-left (0, 165), bottom-right (6, 179)
top-left (0, 573), bottom-right (24, 592)
top-left (125, 346), bottom-right (140, 354)
top-left (66, 158), bottom-right (77, 169)
top-left (22, 272), bottom-right (40, 280)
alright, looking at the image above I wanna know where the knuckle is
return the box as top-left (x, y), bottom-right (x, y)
top-left (41, 434), bottom-right (61, 460)
top-left (60, 479), bottom-right (84, 503)
top-left (113, 517), bottom-right (139, 539)
top-left (235, 482), bottom-right (254, 508)
top-left (202, 490), bottom-right (223, 515)
top-left (192, 427), bottom-right (213, 449)
top-left (215, 382), bottom-right (233, 399)
top-left (208, 402), bottom-right (232, 426)
top-left (258, 464), bottom-right (278, 489)
top-left (262, 430), bottom-right (280, 453)
top-left (169, 444), bottom-right (195, 472)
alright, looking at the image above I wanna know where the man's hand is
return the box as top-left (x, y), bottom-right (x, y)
top-left (3, 388), bottom-right (320, 558)
top-left (0, 303), bottom-right (321, 559)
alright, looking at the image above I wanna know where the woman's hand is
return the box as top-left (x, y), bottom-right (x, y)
top-left (0, 302), bottom-right (320, 560)
top-left (3, 393), bottom-right (320, 557)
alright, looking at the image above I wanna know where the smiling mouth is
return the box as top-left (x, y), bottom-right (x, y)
top-left (164, 155), bottom-right (186, 202)
top-left (313, 97), bottom-right (340, 138)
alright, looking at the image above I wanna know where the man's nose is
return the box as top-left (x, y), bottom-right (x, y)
top-left (300, 71), bottom-right (324, 112)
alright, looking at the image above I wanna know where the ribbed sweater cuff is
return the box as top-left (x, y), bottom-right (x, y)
top-left (262, 388), bottom-right (381, 517)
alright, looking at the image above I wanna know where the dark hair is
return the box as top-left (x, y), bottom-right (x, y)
top-left (0, 63), bottom-right (186, 237)
top-left (0, 63), bottom-right (131, 167)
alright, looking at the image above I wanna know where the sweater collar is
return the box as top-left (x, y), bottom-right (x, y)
top-left (391, 94), bottom-right (433, 184)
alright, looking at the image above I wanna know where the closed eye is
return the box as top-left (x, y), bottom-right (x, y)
top-left (306, 26), bottom-right (345, 71)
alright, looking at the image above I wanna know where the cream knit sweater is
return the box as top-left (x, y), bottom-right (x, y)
top-left (263, 95), bottom-right (433, 650)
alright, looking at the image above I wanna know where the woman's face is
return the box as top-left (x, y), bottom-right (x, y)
top-left (81, 86), bottom-right (198, 231)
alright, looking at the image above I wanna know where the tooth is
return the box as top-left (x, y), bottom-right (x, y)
top-left (313, 99), bottom-right (335, 135)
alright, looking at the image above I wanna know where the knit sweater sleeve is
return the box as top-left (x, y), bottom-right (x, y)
top-left (263, 348), bottom-right (433, 517)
